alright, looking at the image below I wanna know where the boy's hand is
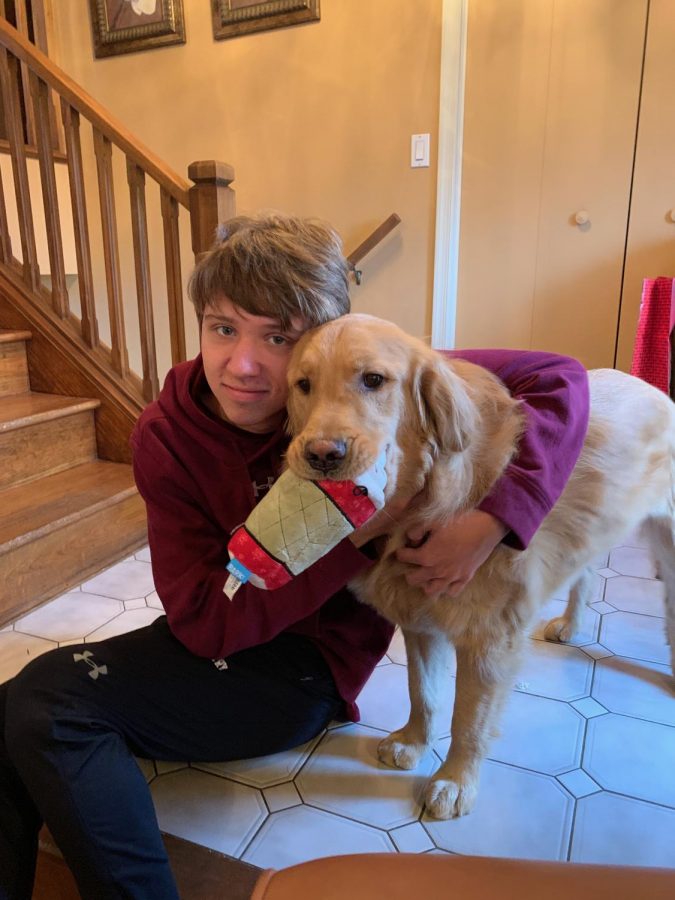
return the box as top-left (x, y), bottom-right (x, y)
top-left (395, 509), bottom-right (508, 597)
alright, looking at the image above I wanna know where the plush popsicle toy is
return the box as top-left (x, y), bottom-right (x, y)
top-left (224, 454), bottom-right (387, 598)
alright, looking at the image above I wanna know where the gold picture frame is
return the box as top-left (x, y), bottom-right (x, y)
top-left (89, 0), bottom-right (186, 59)
top-left (212, 1), bottom-right (320, 42)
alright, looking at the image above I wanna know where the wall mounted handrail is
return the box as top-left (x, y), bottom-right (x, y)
top-left (347, 213), bottom-right (401, 284)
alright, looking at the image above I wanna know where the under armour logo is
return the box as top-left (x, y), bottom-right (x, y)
top-left (252, 476), bottom-right (275, 498)
top-left (73, 650), bottom-right (108, 680)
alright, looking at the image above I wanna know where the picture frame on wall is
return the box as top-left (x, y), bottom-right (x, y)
top-left (88, 0), bottom-right (186, 59)
top-left (212, 1), bottom-right (320, 42)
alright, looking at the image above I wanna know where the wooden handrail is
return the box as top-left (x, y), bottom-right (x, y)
top-left (0, 17), bottom-right (190, 207)
top-left (347, 213), bottom-right (401, 270)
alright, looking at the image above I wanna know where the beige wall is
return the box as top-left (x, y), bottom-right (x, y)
top-left (48, 0), bottom-right (442, 378)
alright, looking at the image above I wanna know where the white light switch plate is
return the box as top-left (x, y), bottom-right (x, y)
top-left (411, 133), bottom-right (430, 168)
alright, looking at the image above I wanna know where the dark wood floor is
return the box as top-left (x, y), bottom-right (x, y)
top-left (33, 832), bottom-right (262, 899)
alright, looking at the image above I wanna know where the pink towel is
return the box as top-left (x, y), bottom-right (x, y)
top-left (630, 277), bottom-right (674, 395)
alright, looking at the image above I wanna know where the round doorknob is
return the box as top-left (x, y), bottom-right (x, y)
top-left (574, 210), bottom-right (590, 226)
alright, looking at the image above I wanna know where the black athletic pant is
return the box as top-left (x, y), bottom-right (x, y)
top-left (0, 616), bottom-right (342, 900)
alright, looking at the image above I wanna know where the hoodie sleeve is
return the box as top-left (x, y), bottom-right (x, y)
top-left (445, 349), bottom-right (590, 549)
top-left (131, 422), bottom-right (376, 660)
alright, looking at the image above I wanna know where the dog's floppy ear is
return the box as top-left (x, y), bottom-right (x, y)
top-left (411, 354), bottom-right (476, 454)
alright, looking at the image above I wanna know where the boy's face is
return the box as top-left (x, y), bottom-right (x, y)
top-left (200, 294), bottom-right (307, 433)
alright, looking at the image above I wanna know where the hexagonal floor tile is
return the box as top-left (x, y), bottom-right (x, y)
top-left (385, 630), bottom-right (458, 675)
top-left (434, 691), bottom-right (584, 776)
top-left (357, 663), bottom-right (455, 737)
top-left (0, 631), bottom-right (56, 682)
top-left (604, 575), bottom-right (665, 617)
top-left (423, 760), bottom-right (573, 860)
top-left (296, 724), bottom-right (438, 829)
top-left (13, 591), bottom-right (123, 642)
top-left (599, 611), bottom-right (669, 665)
top-left (583, 714), bottom-right (675, 807)
top-left (591, 655), bottom-right (675, 727)
top-left (571, 792), bottom-right (675, 867)
top-left (515, 639), bottom-right (593, 701)
top-left (150, 768), bottom-right (267, 857)
top-left (547, 569), bottom-right (605, 606)
top-left (357, 663), bottom-right (410, 734)
top-left (530, 597), bottom-right (600, 646)
top-left (242, 805), bottom-right (394, 869)
top-left (608, 546), bottom-right (657, 579)
top-left (85, 607), bottom-right (163, 642)
top-left (81, 559), bottom-right (155, 601)
top-left (619, 526), bottom-right (650, 550)
top-left (485, 691), bottom-right (585, 775)
top-left (135, 545), bottom-right (152, 563)
top-left (193, 734), bottom-right (322, 788)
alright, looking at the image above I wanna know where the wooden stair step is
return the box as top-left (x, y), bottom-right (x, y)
top-left (0, 329), bottom-right (32, 343)
top-left (0, 392), bottom-right (99, 431)
top-left (0, 461), bottom-right (147, 625)
top-left (0, 460), bottom-right (138, 549)
top-left (0, 329), bottom-right (31, 396)
top-left (0, 392), bottom-right (100, 490)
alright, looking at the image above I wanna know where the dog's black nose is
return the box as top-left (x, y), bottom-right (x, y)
top-left (304, 439), bottom-right (347, 472)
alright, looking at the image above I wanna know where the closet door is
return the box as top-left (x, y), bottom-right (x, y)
top-left (456, 0), bottom-right (647, 369)
top-left (616, 0), bottom-right (675, 373)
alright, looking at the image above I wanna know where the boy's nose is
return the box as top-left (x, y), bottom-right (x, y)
top-left (228, 341), bottom-right (260, 375)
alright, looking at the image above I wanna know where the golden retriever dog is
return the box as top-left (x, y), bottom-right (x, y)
top-left (285, 314), bottom-right (675, 820)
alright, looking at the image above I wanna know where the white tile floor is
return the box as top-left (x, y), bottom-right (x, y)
top-left (2, 534), bottom-right (674, 870)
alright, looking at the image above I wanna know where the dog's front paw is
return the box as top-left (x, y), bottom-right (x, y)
top-left (424, 775), bottom-right (478, 819)
top-left (378, 731), bottom-right (428, 770)
top-left (543, 615), bottom-right (574, 643)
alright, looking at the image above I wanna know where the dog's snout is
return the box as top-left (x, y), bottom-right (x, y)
top-left (304, 439), bottom-right (347, 473)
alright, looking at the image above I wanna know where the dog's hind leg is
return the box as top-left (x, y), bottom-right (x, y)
top-left (642, 515), bottom-right (675, 677)
top-left (544, 566), bottom-right (594, 644)
top-left (378, 629), bottom-right (454, 771)
top-left (424, 631), bottom-right (525, 820)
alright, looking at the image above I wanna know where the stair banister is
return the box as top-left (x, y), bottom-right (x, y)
top-left (0, 16), bottom-right (235, 409)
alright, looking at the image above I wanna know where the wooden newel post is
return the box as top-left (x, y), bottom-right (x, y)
top-left (187, 160), bottom-right (236, 261)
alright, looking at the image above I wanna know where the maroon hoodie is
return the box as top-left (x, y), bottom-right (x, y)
top-left (130, 349), bottom-right (589, 720)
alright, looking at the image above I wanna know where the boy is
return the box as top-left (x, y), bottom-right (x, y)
top-left (0, 213), bottom-right (589, 899)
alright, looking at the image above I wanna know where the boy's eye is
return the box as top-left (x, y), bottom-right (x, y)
top-left (215, 325), bottom-right (234, 336)
top-left (269, 335), bottom-right (288, 346)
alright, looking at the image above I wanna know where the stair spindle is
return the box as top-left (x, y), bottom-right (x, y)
top-left (12, 0), bottom-right (36, 148)
top-left (30, 71), bottom-right (68, 318)
top-left (93, 127), bottom-right (128, 378)
top-left (60, 100), bottom-right (98, 349)
top-left (160, 187), bottom-right (186, 365)
top-left (0, 47), bottom-right (39, 291)
top-left (127, 159), bottom-right (159, 402)
top-left (0, 154), bottom-right (12, 264)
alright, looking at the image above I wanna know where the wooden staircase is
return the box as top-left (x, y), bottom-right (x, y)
top-left (0, 328), bottom-right (147, 625)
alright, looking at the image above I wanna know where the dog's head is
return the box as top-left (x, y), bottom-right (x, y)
top-left (286, 314), bottom-right (476, 494)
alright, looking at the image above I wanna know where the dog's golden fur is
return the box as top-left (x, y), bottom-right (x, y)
top-left (286, 314), bottom-right (675, 820)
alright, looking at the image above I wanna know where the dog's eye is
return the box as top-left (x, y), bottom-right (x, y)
top-left (362, 372), bottom-right (385, 390)
top-left (296, 378), bottom-right (311, 395)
